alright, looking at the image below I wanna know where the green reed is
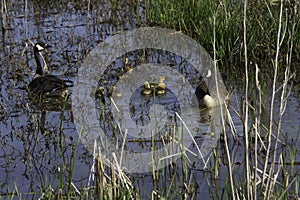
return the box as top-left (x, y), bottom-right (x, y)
top-left (146, 0), bottom-right (300, 74)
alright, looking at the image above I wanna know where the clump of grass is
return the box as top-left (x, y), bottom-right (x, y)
top-left (146, 0), bottom-right (300, 74)
top-left (221, 1), bottom-right (298, 199)
top-left (67, 138), bottom-right (137, 200)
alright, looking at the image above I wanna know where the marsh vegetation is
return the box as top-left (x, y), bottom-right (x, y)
top-left (0, 0), bottom-right (299, 199)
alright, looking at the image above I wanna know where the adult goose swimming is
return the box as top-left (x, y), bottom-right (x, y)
top-left (196, 81), bottom-right (217, 108)
top-left (27, 39), bottom-right (73, 99)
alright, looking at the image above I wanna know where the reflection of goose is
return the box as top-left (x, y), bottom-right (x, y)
top-left (27, 39), bottom-right (73, 98)
top-left (141, 76), bottom-right (166, 96)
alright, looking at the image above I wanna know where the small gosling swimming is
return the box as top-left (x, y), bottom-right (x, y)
top-left (141, 76), bottom-right (166, 96)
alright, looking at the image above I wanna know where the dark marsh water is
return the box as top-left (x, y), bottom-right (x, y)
top-left (0, 1), bottom-right (299, 199)
top-left (0, 0), bottom-right (146, 197)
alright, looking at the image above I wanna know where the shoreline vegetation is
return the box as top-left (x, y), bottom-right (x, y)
top-left (147, 0), bottom-right (299, 199)
top-left (146, 0), bottom-right (299, 199)
top-left (1, 0), bottom-right (299, 199)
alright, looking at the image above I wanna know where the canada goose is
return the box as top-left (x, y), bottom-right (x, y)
top-left (27, 39), bottom-right (50, 74)
top-left (27, 39), bottom-right (73, 98)
top-left (196, 81), bottom-right (217, 108)
top-left (202, 94), bottom-right (217, 108)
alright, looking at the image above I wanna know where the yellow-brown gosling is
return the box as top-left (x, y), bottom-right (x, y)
top-left (141, 81), bottom-right (153, 95)
top-left (125, 58), bottom-right (133, 74)
top-left (157, 76), bottom-right (166, 89)
top-left (156, 88), bottom-right (166, 95)
top-left (155, 76), bottom-right (166, 95)
top-left (111, 85), bottom-right (122, 97)
top-left (142, 76), bottom-right (167, 96)
top-left (96, 86), bottom-right (105, 98)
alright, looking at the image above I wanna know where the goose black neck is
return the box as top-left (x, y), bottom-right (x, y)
top-left (34, 46), bottom-right (43, 76)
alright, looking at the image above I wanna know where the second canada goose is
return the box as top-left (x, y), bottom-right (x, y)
top-left (202, 94), bottom-right (217, 108)
top-left (196, 81), bottom-right (217, 108)
top-left (27, 39), bottom-right (73, 98)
